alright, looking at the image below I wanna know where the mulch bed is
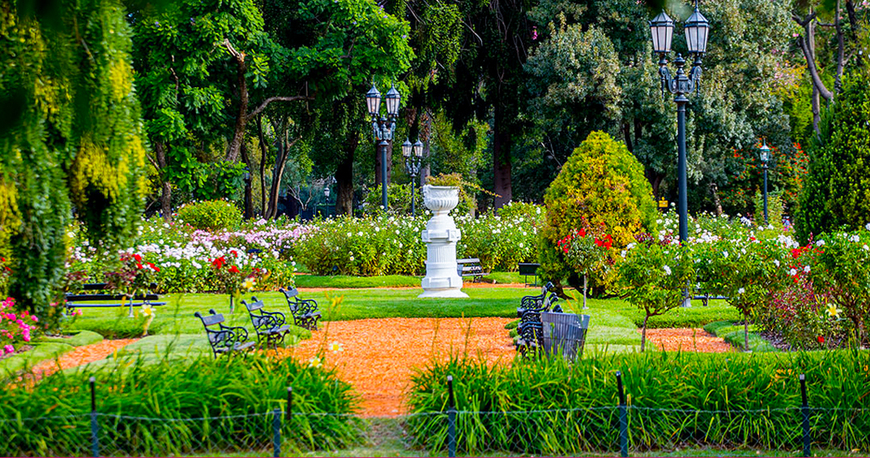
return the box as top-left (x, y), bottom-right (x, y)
top-left (27, 338), bottom-right (139, 382)
top-left (271, 317), bottom-right (515, 417)
top-left (643, 328), bottom-right (733, 353)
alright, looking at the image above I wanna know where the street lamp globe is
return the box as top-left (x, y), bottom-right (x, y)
top-left (649, 11), bottom-right (675, 55)
top-left (385, 85), bottom-right (401, 117)
top-left (402, 139), bottom-right (413, 158)
top-left (413, 140), bottom-right (423, 157)
top-left (324, 186), bottom-right (330, 199)
top-left (365, 85), bottom-right (381, 117)
top-left (684, 6), bottom-right (710, 54)
top-left (759, 139), bottom-right (770, 164)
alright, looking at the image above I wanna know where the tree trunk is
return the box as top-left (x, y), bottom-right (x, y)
top-left (257, 116), bottom-right (269, 217)
top-left (153, 142), bottom-right (172, 222)
top-left (641, 314), bottom-right (649, 352)
top-left (336, 148), bottom-right (355, 216)
top-left (493, 102), bottom-right (512, 208)
top-left (710, 182), bottom-right (723, 216)
top-left (224, 39), bottom-right (249, 163)
top-left (744, 316), bottom-right (750, 352)
top-left (267, 130), bottom-right (291, 219)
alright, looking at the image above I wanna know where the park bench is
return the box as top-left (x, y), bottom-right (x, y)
top-left (456, 258), bottom-right (488, 282)
top-left (64, 282), bottom-right (166, 316)
top-left (692, 293), bottom-right (729, 307)
top-left (194, 309), bottom-right (255, 358)
top-left (518, 263), bottom-right (541, 287)
top-left (242, 296), bottom-right (291, 348)
top-left (279, 288), bottom-right (321, 331)
top-left (515, 284), bottom-right (563, 356)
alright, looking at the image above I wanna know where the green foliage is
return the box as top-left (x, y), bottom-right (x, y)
top-left (796, 71), bottom-right (870, 241)
top-left (0, 0), bottom-right (145, 322)
top-left (809, 230), bottom-right (870, 344)
top-left (540, 131), bottom-right (657, 287)
top-left (616, 241), bottom-right (695, 350)
top-left (175, 200), bottom-right (243, 231)
top-left (361, 183), bottom-right (423, 216)
top-left (753, 191), bottom-right (785, 229)
top-left (0, 354), bottom-right (360, 455)
top-left (407, 350), bottom-right (870, 454)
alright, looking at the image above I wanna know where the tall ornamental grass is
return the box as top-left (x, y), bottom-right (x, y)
top-left (0, 352), bottom-right (360, 456)
top-left (406, 350), bottom-right (870, 455)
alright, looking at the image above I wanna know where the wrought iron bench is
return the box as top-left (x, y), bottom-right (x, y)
top-left (515, 284), bottom-right (562, 356)
top-left (456, 258), bottom-right (488, 282)
top-left (194, 309), bottom-right (255, 358)
top-left (692, 293), bottom-right (729, 307)
top-left (279, 288), bottom-right (321, 331)
top-left (242, 296), bottom-right (291, 348)
top-left (517, 282), bottom-right (560, 317)
top-left (65, 283), bottom-right (166, 316)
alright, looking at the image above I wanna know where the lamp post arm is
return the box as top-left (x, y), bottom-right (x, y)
top-left (658, 60), bottom-right (672, 99)
top-left (689, 55), bottom-right (703, 94)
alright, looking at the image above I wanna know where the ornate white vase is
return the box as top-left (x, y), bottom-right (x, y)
top-left (419, 185), bottom-right (468, 298)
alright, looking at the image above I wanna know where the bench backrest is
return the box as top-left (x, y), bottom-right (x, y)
top-left (280, 288), bottom-right (299, 299)
top-left (243, 297), bottom-right (265, 312)
top-left (194, 309), bottom-right (225, 327)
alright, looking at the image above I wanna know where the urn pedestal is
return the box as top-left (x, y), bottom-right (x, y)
top-left (419, 185), bottom-right (468, 298)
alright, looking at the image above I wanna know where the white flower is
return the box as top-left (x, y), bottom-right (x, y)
top-left (804, 265), bottom-right (811, 273)
top-left (329, 342), bottom-right (344, 353)
top-left (308, 356), bottom-right (322, 368)
top-left (816, 240), bottom-right (826, 247)
top-left (864, 245), bottom-right (869, 251)
top-left (663, 265), bottom-right (672, 275)
top-left (723, 251), bottom-right (729, 258)
top-left (773, 260), bottom-right (780, 267)
top-left (866, 223), bottom-right (870, 231)
top-left (349, 256), bottom-right (355, 262)
top-left (789, 268), bottom-right (798, 276)
top-left (850, 234), bottom-right (861, 243)
top-left (738, 288), bottom-right (745, 294)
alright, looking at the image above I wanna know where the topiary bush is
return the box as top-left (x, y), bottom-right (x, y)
top-left (175, 199), bottom-right (243, 231)
top-left (539, 131), bottom-right (657, 289)
top-left (795, 70), bottom-right (870, 242)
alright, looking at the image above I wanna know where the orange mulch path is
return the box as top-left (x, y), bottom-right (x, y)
top-left (643, 328), bottom-right (733, 353)
top-left (28, 339), bottom-right (139, 382)
top-left (271, 317), bottom-right (515, 417)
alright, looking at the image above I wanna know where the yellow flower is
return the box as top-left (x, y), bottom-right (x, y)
top-left (826, 304), bottom-right (841, 319)
top-left (141, 304), bottom-right (153, 317)
top-left (242, 278), bottom-right (256, 291)
top-left (329, 342), bottom-right (344, 353)
top-left (308, 356), bottom-right (322, 368)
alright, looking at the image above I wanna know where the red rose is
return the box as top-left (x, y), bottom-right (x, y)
top-left (229, 265), bottom-right (240, 274)
top-left (791, 248), bottom-right (802, 259)
top-left (231, 250), bottom-right (238, 258)
top-left (817, 335), bottom-right (825, 344)
top-left (211, 257), bottom-right (225, 268)
top-left (578, 228), bottom-right (587, 238)
top-left (133, 254), bottom-right (142, 262)
top-left (136, 263), bottom-right (144, 270)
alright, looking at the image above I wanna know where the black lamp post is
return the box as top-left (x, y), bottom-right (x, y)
top-left (365, 84), bottom-right (401, 211)
top-left (759, 139), bottom-right (770, 225)
top-left (649, 1), bottom-right (710, 244)
top-left (402, 139), bottom-right (423, 216)
top-left (323, 186), bottom-right (331, 218)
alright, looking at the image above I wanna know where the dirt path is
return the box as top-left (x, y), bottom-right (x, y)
top-left (28, 339), bottom-right (139, 382)
top-left (273, 317), bottom-right (515, 417)
top-left (643, 328), bottom-right (733, 352)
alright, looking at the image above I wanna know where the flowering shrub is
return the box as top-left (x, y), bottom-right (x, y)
top-left (0, 297), bottom-right (39, 355)
top-left (0, 256), bottom-right (10, 296)
top-left (175, 199), bottom-right (243, 231)
top-left (105, 252), bottom-right (161, 296)
top-left (616, 238), bottom-right (695, 351)
top-left (557, 220), bottom-right (613, 308)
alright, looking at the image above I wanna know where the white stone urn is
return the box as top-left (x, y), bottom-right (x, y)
top-left (419, 185), bottom-right (468, 298)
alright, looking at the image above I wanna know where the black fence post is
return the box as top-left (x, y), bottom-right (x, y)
top-left (89, 376), bottom-right (99, 458)
top-left (287, 386), bottom-right (293, 426)
top-left (272, 408), bottom-right (281, 457)
top-left (447, 375), bottom-right (456, 458)
top-left (800, 374), bottom-right (811, 457)
top-left (616, 371), bottom-right (628, 458)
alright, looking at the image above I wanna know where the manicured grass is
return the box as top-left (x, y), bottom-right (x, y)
top-left (0, 330), bottom-right (104, 374)
top-left (295, 274), bottom-right (422, 288)
top-left (704, 320), bottom-right (779, 352)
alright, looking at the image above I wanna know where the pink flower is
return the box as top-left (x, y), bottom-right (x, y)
top-left (3, 345), bottom-right (13, 355)
top-left (31, 316), bottom-right (38, 322)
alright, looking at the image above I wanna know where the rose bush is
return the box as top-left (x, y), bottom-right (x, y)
top-left (0, 297), bottom-right (39, 355)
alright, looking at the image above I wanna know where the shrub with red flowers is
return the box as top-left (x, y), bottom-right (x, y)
top-left (104, 252), bottom-right (161, 298)
top-left (209, 251), bottom-right (259, 307)
top-left (556, 221), bottom-right (613, 308)
top-left (0, 297), bottom-right (40, 356)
